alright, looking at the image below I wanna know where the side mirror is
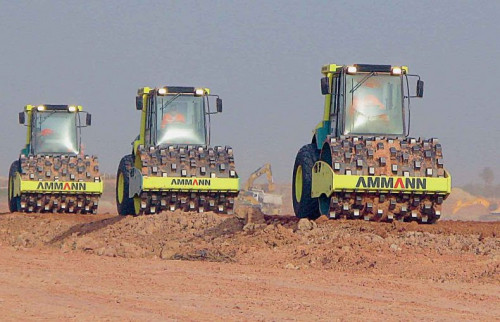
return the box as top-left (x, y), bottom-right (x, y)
top-left (216, 98), bottom-right (223, 113)
top-left (18, 112), bottom-right (25, 125)
top-left (86, 113), bottom-right (92, 126)
top-left (416, 80), bottom-right (424, 97)
top-left (321, 77), bottom-right (331, 95)
top-left (136, 96), bottom-right (143, 110)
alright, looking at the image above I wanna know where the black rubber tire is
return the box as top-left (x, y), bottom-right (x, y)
top-left (116, 155), bottom-right (135, 216)
top-left (8, 160), bottom-right (20, 213)
top-left (292, 144), bottom-right (320, 219)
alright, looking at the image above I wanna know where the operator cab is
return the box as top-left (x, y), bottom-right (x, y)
top-left (137, 86), bottom-right (222, 148)
top-left (19, 105), bottom-right (91, 155)
top-left (155, 90), bottom-right (206, 145)
top-left (322, 64), bottom-right (423, 139)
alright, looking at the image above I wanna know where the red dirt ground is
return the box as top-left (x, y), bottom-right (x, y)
top-left (0, 200), bottom-right (498, 320)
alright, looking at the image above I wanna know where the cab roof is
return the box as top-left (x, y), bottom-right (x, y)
top-left (24, 104), bottom-right (83, 112)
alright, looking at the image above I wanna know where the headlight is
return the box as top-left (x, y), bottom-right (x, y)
top-left (347, 66), bottom-right (357, 74)
top-left (158, 88), bottom-right (167, 95)
top-left (37, 105), bottom-right (46, 111)
top-left (391, 67), bottom-right (402, 75)
top-left (194, 88), bottom-right (205, 96)
top-left (68, 105), bottom-right (77, 112)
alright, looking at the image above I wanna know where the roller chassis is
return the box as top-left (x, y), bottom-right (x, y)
top-left (311, 136), bottom-right (450, 223)
top-left (8, 154), bottom-right (102, 214)
top-left (293, 63), bottom-right (451, 224)
top-left (117, 144), bottom-right (239, 215)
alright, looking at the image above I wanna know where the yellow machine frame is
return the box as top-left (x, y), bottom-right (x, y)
top-left (311, 161), bottom-right (451, 198)
top-left (310, 64), bottom-right (451, 200)
top-left (13, 104), bottom-right (103, 197)
top-left (130, 87), bottom-right (240, 196)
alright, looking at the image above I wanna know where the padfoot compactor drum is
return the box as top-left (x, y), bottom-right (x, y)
top-left (116, 86), bottom-right (239, 216)
top-left (293, 64), bottom-right (451, 223)
top-left (8, 105), bottom-right (103, 214)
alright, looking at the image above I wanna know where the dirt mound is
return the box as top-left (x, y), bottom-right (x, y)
top-left (0, 207), bottom-right (498, 283)
top-left (263, 184), bottom-right (499, 222)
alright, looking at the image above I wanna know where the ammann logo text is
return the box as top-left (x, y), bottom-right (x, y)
top-left (355, 177), bottom-right (426, 190)
top-left (171, 179), bottom-right (211, 186)
top-left (36, 182), bottom-right (87, 191)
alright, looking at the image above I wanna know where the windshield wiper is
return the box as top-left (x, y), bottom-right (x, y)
top-left (38, 110), bottom-right (57, 126)
top-left (160, 93), bottom-right (182, 111)
top-left (349, 72), bottom-right (376, 93)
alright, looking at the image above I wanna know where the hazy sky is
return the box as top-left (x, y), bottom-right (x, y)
top-left (1, 0), bottom-right (499, 186)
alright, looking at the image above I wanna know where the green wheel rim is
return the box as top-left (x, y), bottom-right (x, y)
top-left (295, 165), bottom-right (303, 202)
top-left (133, 196), bottom-right (141, 215)
top-left (8, 176), bottom-right (13, 200)
top-left (117, 173), bottom-right (124, 203)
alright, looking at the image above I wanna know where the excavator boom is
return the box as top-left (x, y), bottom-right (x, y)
top-left (244, 163), bottom-right (275, 192)
top-left (239, 163), bottom-right (282, 215)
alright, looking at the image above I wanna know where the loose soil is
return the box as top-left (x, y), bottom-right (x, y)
top-left (0, 203), bottom-right (498, 320)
